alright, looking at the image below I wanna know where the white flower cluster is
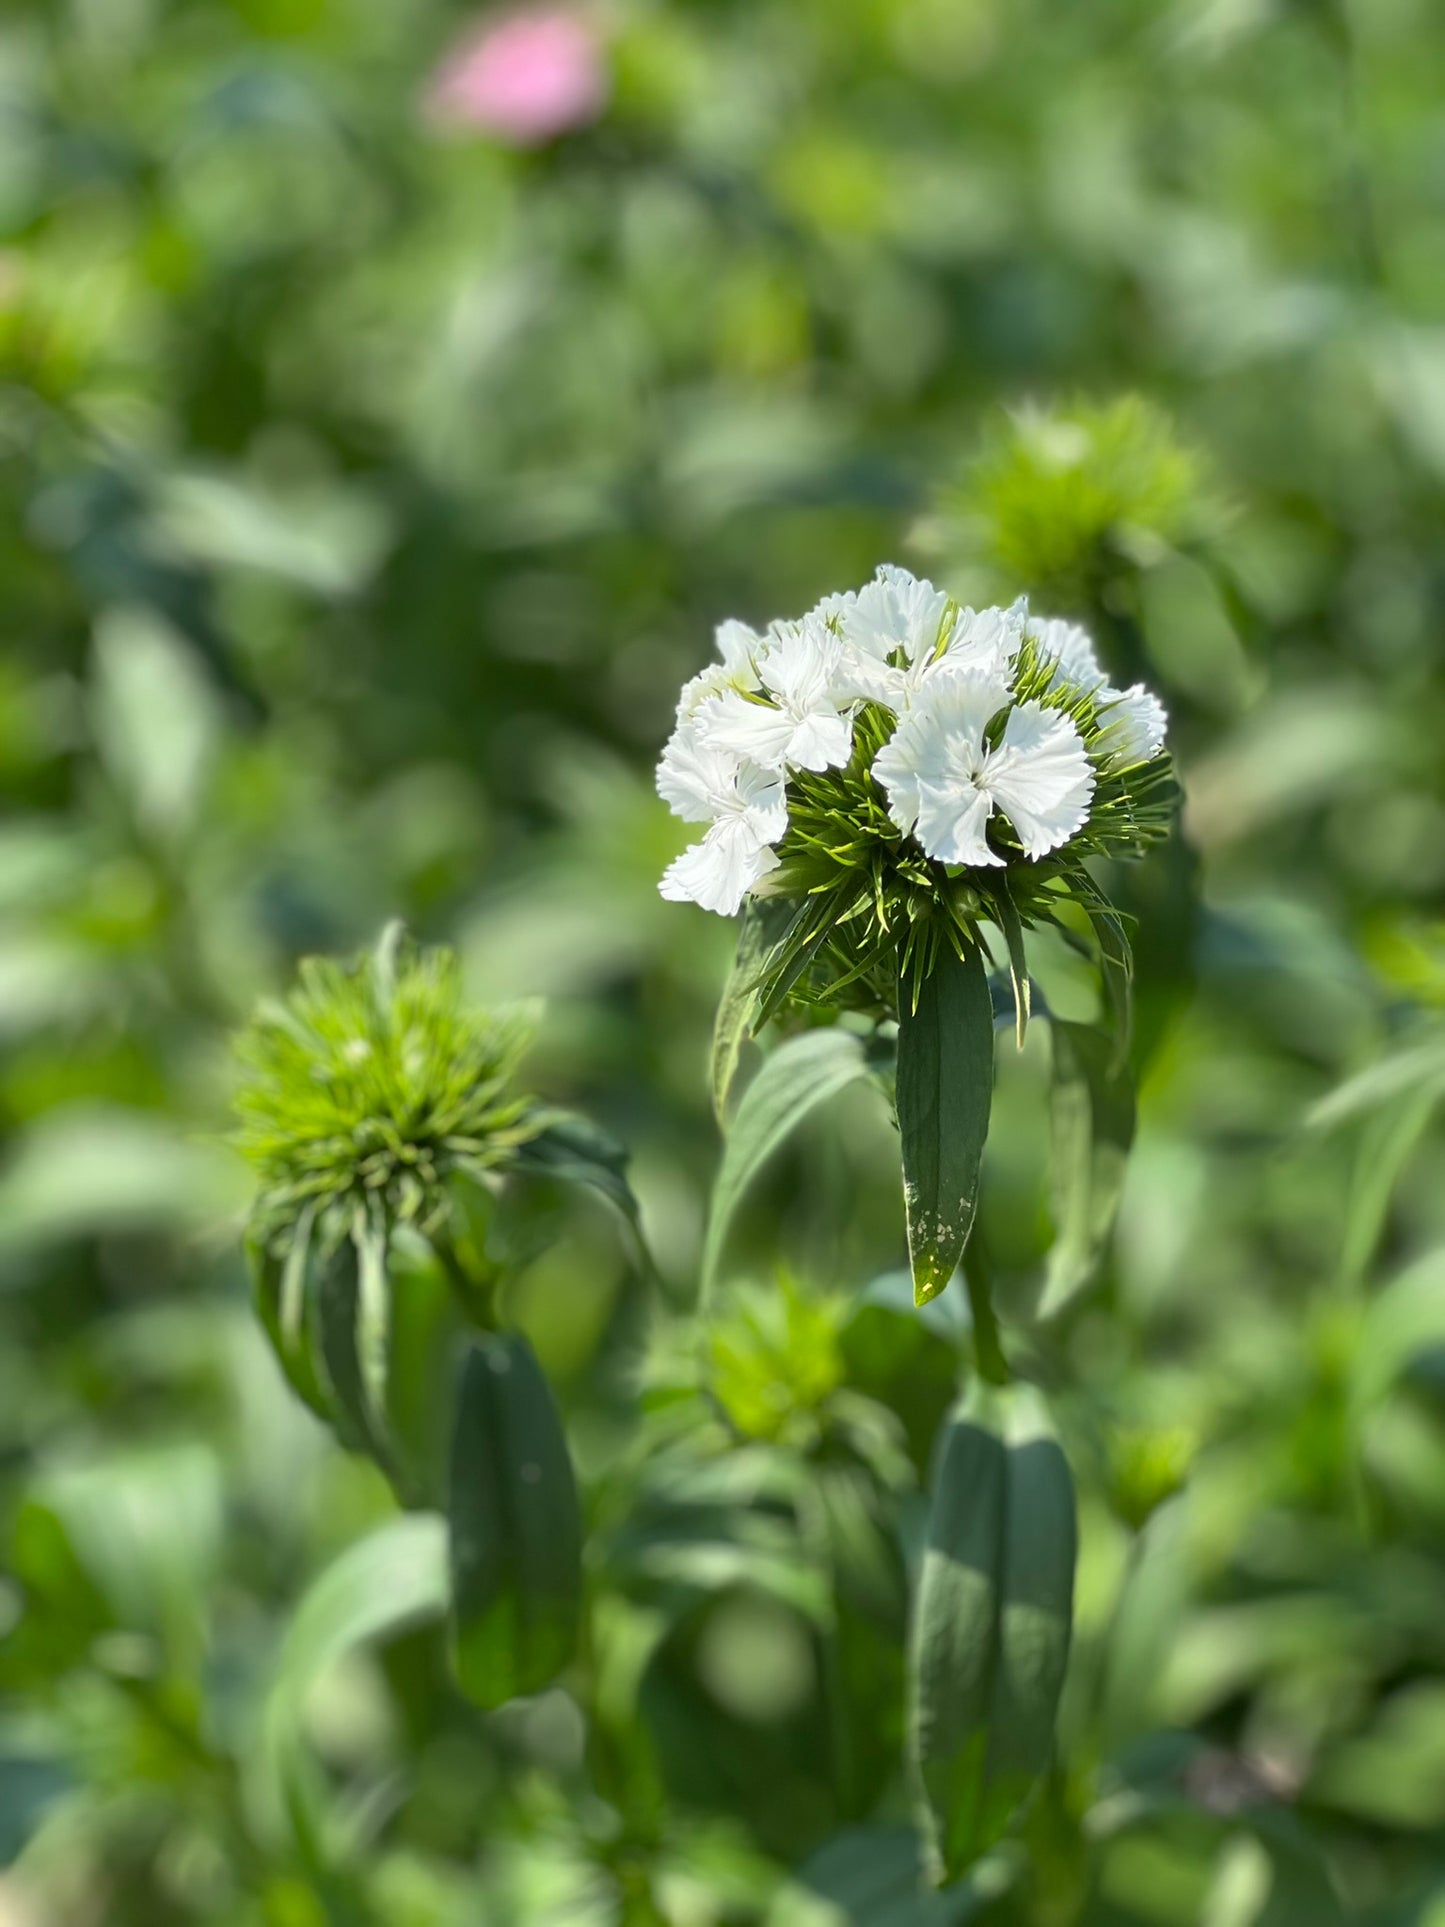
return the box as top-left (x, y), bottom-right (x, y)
top-left (657, 566), bottom-right (1168, 917)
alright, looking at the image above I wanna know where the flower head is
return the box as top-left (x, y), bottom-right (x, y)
top-left (873, 671), bottom-right (1094, 867)
top-left (425, 7), bottom-right (608, 146)
top-left (656, 721), bottom-right (787, 917)
top-left (234, 926), bottom-right (540, 1244)
top-left (655, 567), bottom-right (1174, 1019)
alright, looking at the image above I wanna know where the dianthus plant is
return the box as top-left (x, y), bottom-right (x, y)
top-left (657, 565), bottom-right (1174, 1314)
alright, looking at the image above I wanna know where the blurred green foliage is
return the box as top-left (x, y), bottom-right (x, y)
top-left (3, 0), bottom-right (1445, 1921)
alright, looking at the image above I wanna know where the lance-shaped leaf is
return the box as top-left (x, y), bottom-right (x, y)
top-left (909, 1387), bottom-right (1077, 1884)
top-left (259, 1514), bottom-right (448, 1851)
top-left (895, 945), bottom-right (995, 1309)
top-left (448, 1332), bottom-right (583, 1708)
top-left (1037, 1019), bottom-right (1135, 1321)
top-left (701, 1026), bottom-right (874, 1302)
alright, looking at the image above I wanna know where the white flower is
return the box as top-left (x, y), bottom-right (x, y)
top-left (838, 567), bottom-right (1027, 712)
top-left (872, 670), bottom-right (1095, 867)
top-left (1027, 616), bottom-right (1104, 691)
top-left (675, 618), bottom-right (767, 719)
top-left (1026, 615), bottom-right (1169, 771)
top-left (1095, 684), bottom-right (1168, 771)
top-left (701, 615), bottom-right (854, 774)
top-left (656, 722), bottom-right (788, 916)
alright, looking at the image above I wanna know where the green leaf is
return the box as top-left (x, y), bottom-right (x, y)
top-left (711, 897), bottom-right (806, 1122)
top-left (511, 1111), bottom-right (651, 1275)
top-left (1037, 1020), bottom-right (1136, 1320)
top-left (449, 1333), bottom-right (583, 1708)
top-left (895, 945), bottom-right (995, 1310)
top-left (701, 1027), bottom-right (874, 1301)
top-left (260, 1514), bottom-right (448, 1850)
top-left (909, 1387), bottom-right (1077, 1883)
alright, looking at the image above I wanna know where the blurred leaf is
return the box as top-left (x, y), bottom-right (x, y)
top-left (89, 605), bottom-right (223, 841)
top-left (773, 1824), bottom-right (1018, 1923)
top-left (1038, 1020), bottom-right (1135, 1320)
top-left (260, 1513), bottom-right (448, 1850)
top-left (511, 1111), bottom-right (652, 1277)
top-left (702, 1027), bottom-right (875, 1301)
top-left (909, 1387), bottom-right (1076, 1883)
top-left (0, 1105), bottom-right (245, 1260)
top-left (448, 1333), bottom-right (583, 1709)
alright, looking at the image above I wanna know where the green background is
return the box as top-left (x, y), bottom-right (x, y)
top-left (2, 0), bottom-right (1444, 1920)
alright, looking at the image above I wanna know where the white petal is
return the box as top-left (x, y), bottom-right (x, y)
top-left (701, 690), bottom-right (796, 771)
top-left (715, 618), bottom-right (765, 677)
top-left (1096, 684), bottom-right (1168, 770)
top-left (785, 709), bottom-right (853, 773)
top-left (871, 668), bottom-right (1010, 836)
top-left (914, 776), bottom-right (1003, 867)
top-left (982, 704), bottom-right (1095, 859)
top-left (846, 564), bottom-right (950, 665)
top-left (656, 719), bottom-right (738, 823)
top-left (731, 761), bottom-right (789, 839)
top-left (1028, 616), bottom-right (1103, 691)
top-left (938, 600), bottom-right (1029, 681)
top-left (659, 816), bottom-right (780, 917)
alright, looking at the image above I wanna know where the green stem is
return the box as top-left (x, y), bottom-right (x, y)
top-left (965, 1264), bottom-right (1009, 1385)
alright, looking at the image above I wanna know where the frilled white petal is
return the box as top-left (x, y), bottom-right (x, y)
top-left (785, 709), bottom-right (854, 772)
top-left (982, 703), bottom-right (1094, 859)
top-left (704, 617), bottom-right (855, 773)
top-left (676, 660), bottom-right (744, 720)
top-left (656, 721), bottom-right (739, 823)
top-left (845, 564), bottom-right (951, 666)
top-left (870, 669), bottom-right (1012, 837)
top-left (941, 598), bottom-right (1030, 681)
top-left (731, 759), bottom-right (790, 838)
top-left (701, 691), bottom-right (798, 771)
top-left (714, 618), bottom-right (765, 677)
top-left (1095, 684), bottom-right (1168, 771)
top-left (809, 588), bottom-right (857, 630)
top-left (914, 776), bottom-right (1003, 867)
top-left (1027, 616), bottom-right (1103, 691)
top-left (659, 816), bottom-right (781, 916)
top-left (656, 720), bottom-right (788, 844)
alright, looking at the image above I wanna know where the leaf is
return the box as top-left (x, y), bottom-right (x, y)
top-left (449, 1332), bottom-right (583, 1708)
top-left (909, 1387), bottom-right (1077, 1883)
top-left (700, 1027), bottom-right (874, 1301)
top-left (994, 887), bottom-right (1031, 1052)
top-left (1338, 1086), bottom-right (1438, 1286)
top-left (711, 897), bottom-right (806, 1122)
top-left (1306, 1033), bottom-right (1445, 1132)
top-left (511, 1111), bottom-right (651, 1275)
top-left (775, 1824), bottom-right (1017, 1924)
top-left (259, 1514), bottom-right (448, 1849)
top-left (1037, 1020), bottom-right (1136, 1320)
top-left (895, 945), bottom-right (995, 1310)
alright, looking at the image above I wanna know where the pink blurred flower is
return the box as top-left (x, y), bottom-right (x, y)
top-left (426, 7), bottom-right (609, 146)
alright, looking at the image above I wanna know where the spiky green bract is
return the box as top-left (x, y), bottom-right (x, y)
top-left (749, 673), bottom-right (1175, 1027)
top-left (234, 926), bottom-right (542, 1249)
